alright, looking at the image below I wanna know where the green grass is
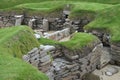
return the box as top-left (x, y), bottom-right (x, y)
top-left (0, 54), bottom-right (48, 80)
top-left (0, 26), bottom-right (48, 80)
top-left (39, 38), bottom-right (58, 45)
top-left (84, 4), bottom-right (120, 43)
top-left (0, 0), bottom-right (49, 9)
top-left (0, 0), bottom-right (119, 9)
top-left (0, 26), bottom-right (40, 58)
top-left (69, 2), bottom-right (112, 19)
top-left (59, 33), bottom-right (98, 50)
top-left (1, 1), bottom-right (112, 18)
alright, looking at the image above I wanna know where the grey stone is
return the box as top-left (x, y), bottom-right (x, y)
top-left (14, 15), bottom-right (23, 26)
top-left (43, 19), bottom-right (49, 31)
top-left (40, 59), bottom-right (51, 66)
top-left (40, 55), bottom-right (51, 63)
top-left (43, 45), bottom-right (56, 51)
top-left (34, 33), bottom-right (41, 39)
top-left (30, 50), bottom-right (39, 58)
top-left (100, 47), bottom-right (111, 68)
top-left (40, 51), bottom-right (47, 58)
top-left (105, 67), bottom-right (119, 76)
top-left (28, 18), bottom-right (36, 28)
top-left (30, 54), bottom-right (39, 63)
top-left (23, 55), bottom-right (30, 62)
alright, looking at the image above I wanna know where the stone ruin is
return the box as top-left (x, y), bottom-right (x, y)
top-left (43, 28), bottom-right (70, 41)
top-left (1, 4), bottom-right (120, 80)
top-left (0, 15), bottom-right (24, 27)
top-left (22, 37), bottom-right (113, 80)
top-left (0, 12), bottom-right (91, 33)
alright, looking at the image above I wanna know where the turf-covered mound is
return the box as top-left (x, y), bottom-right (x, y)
top-left (0, 26), bottom-right (39, 58)
top-left (59, 32), bottom-right (99, 50)
top-left (59, 33), bottom-right (100, 60)
top-left (84, 4), bottom-right (120, 43)
top-left (69, 2), bottom-right (112, 19)
top-left (2, 1), bottom-right (112, 19)
top-left (0, 0), bottom-right (119, 9)
top-left (0, 26), bottom-right (48, 80)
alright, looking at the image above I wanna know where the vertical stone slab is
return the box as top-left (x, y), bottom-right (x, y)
top-left (43, 19), bottom-right (49, 31)
top-left (28, 18), bottom-right (36, 28)
top-left (14, 15), bottom-right (23, 26)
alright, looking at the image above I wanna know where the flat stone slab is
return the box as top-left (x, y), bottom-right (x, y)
top-left (85, 65), bottom-right (120, 80)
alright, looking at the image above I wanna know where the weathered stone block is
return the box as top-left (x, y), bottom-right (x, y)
top-left (40, 55), bottom-right (51, 63)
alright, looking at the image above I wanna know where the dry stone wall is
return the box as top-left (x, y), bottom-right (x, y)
top-left (23, 45), bottom-right (55, 72)
top-left (23, 39), bottom-right (106, 80)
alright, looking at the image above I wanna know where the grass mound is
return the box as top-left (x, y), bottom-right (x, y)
top-left (69, 2), bottom-right (112, 19)
top-left (39, 33), bottom-right (98, 50)
top-left (0, 26), bottom-right (48, 80)
top-left (39, 38), bottom-right (58, 45)
top-left (2, 1), bottom-right (112, 18)
top-left (0, 26), bottom-right (39, 58)
top-left (59, 33), bottom-right (98, 50)
top-left (84, 4), bottom-right (120, 43)
top-left (0, 0), bottom-right (119, 9)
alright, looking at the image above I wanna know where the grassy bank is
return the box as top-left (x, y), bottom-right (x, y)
top-left (0, 0), bottom-right (119, 9)
top-left (59, 33), bottom-right (98, 50)
top-left (84, 4), bottom-right (120, 43)
top-left (1, 1), bottom-right (112, 19)
top-left (0, 26), bottom-right (48, 80)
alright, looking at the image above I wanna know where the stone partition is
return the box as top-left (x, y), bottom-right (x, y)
top-left (14, 15), bottom-right (23, 26)
top-left (43, 19), bottom-right (49, 31)
top-left (28, 18), bottom-right (36, 28)
top-left (44, 28), bottom-right (70, 41)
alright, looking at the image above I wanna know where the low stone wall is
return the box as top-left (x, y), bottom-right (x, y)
top-left (44, 28), bottom-right (70, 41)
top-left (23, 45), bottom-right (55, 72)
top-left (0, 15), bottom-right (24, 27)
